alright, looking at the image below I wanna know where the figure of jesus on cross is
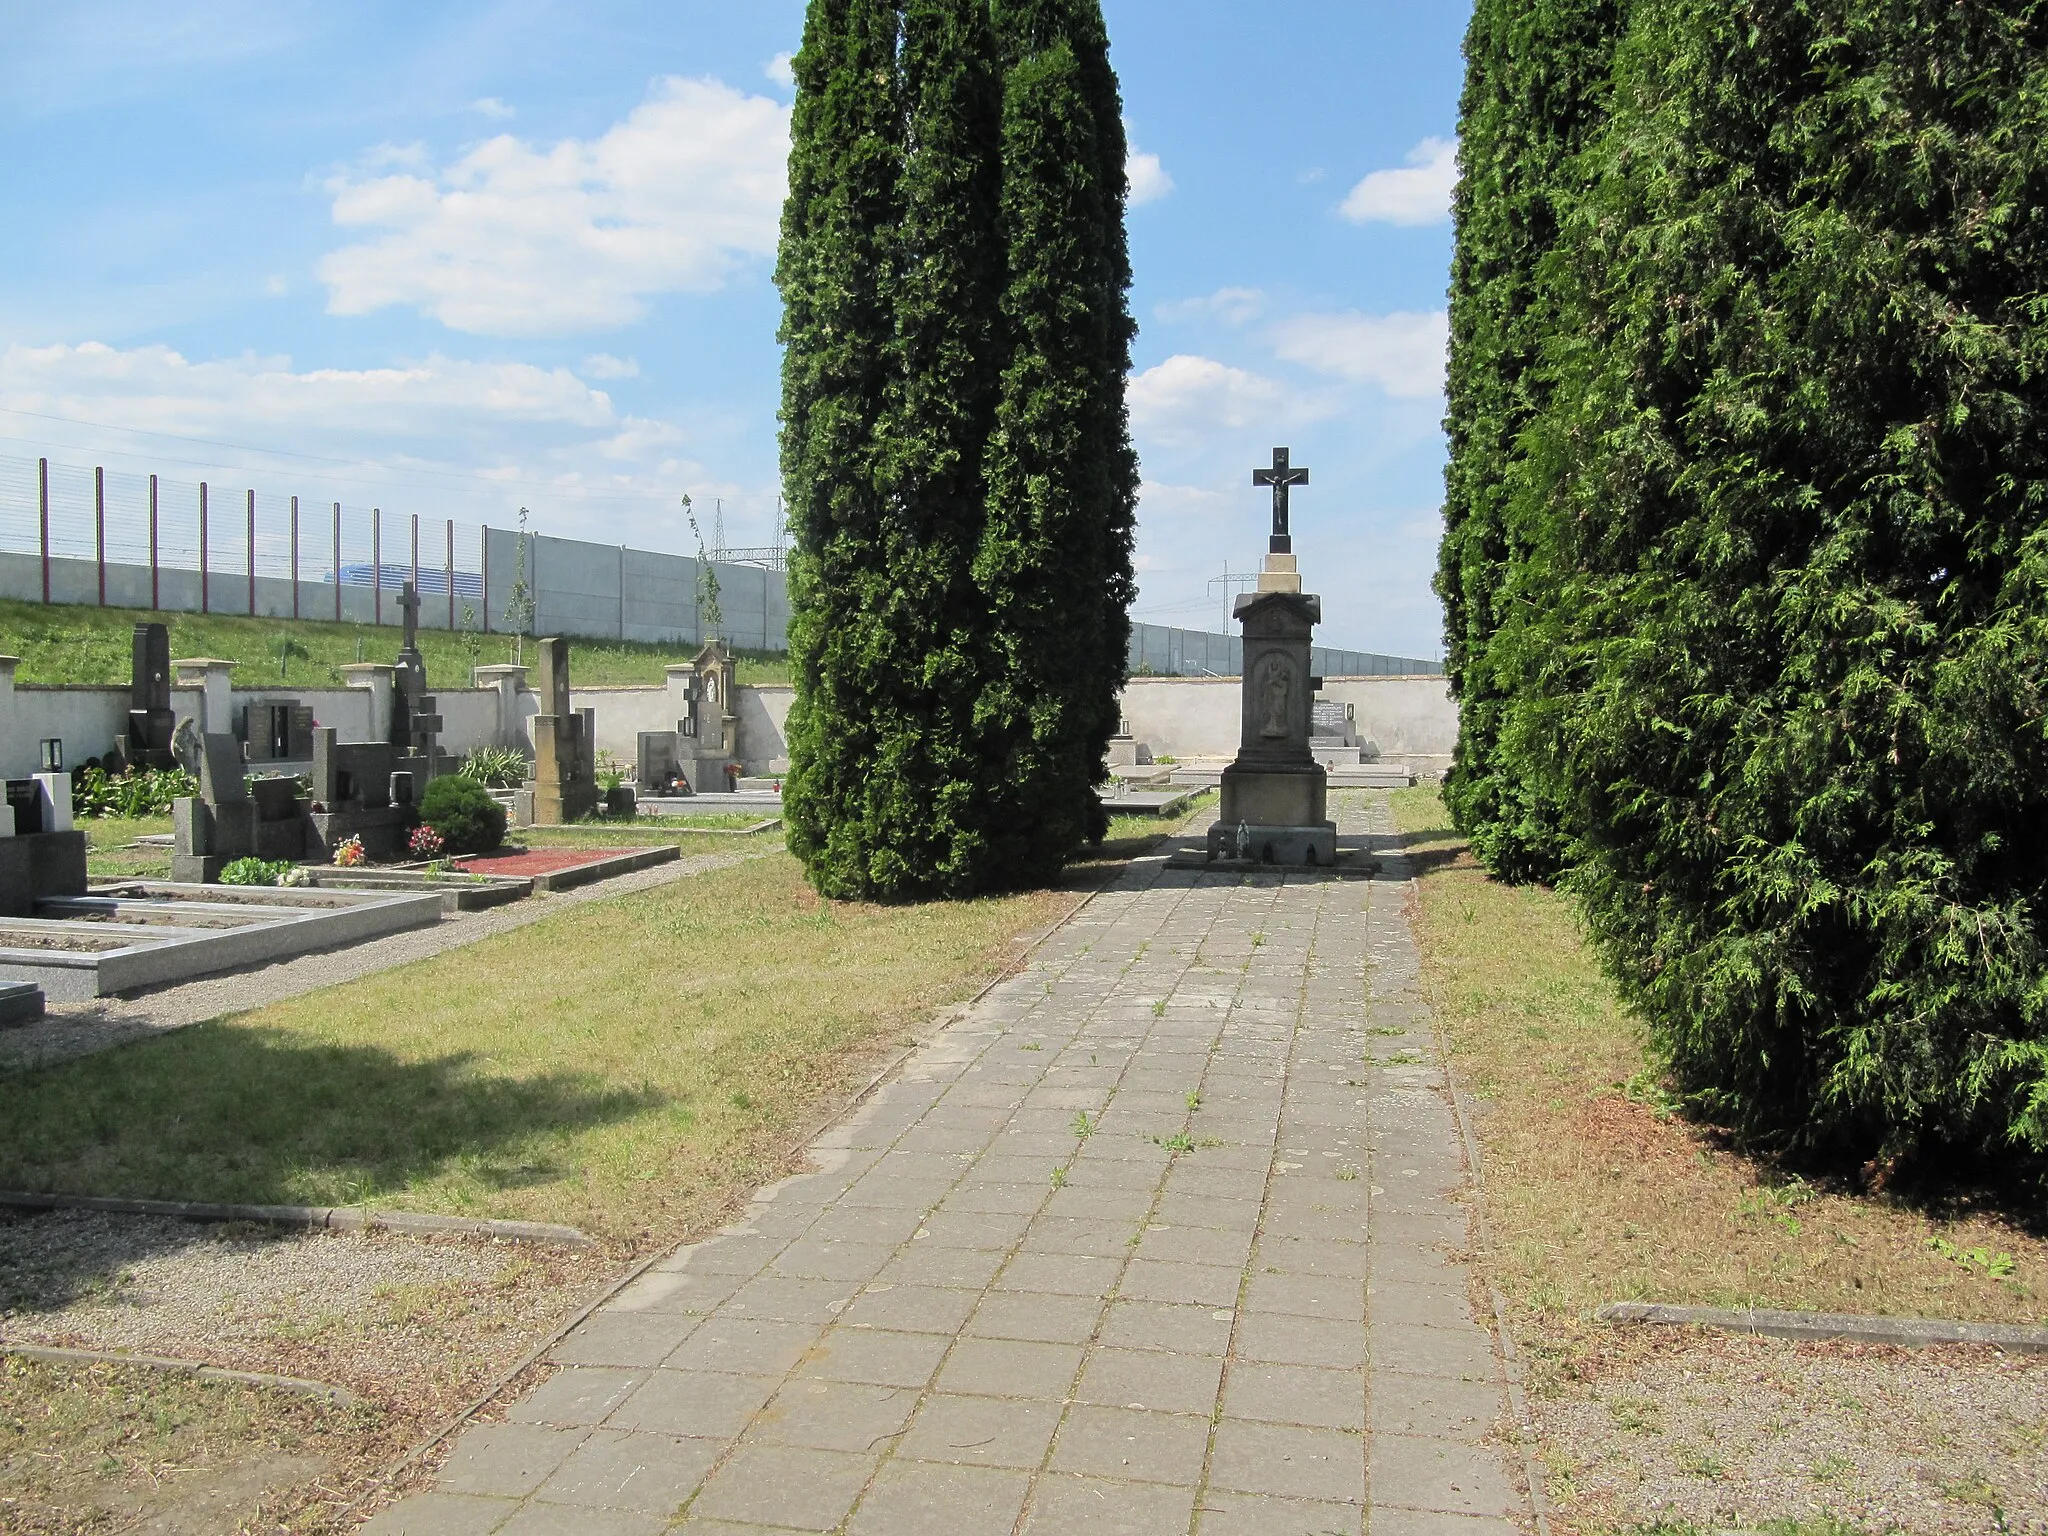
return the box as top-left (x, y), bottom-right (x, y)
top-left (1254, 447), bottom-right (1309, 554)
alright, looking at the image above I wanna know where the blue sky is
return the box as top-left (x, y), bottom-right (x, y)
top-left (0, 1), bottom-right (1470, 657)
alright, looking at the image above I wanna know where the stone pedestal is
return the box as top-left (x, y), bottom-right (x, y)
top-left (1204, 576), bottom-right (1336, 867)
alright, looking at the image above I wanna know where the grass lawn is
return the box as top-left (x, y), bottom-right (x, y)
top-left (0, 596), bottom-right (791, 689)
top-left (0, 796), bottom-right (1208, 1248)
top-left (1389, 787), bottom-right (2045, 1344)
top-left (80, 815), bottom-right (171, 882)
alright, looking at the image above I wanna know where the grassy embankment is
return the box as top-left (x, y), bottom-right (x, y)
top-left (0, 596), bottom-right (791, 688)
top-left (1388, 785), bottom-right (2044, 1357)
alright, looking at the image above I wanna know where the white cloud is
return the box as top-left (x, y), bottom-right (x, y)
top-left (1157, 287), bottom-right (1265, 326)
top-left (1339, 136), bottom-right (1457, 227)
top-left (1127, 354), bottom-right (1288, 444)
top-left (765, 52), bottom-right (795, 87)
top-left (581, 352), bottom-right (639, 379)
top-left (318, 77), bottom-right (791, 337)
top-left (1127, 149), bottom-right (1174, 206)
top-left (1269, 310), bottom-right (1448, 398)
top-left (470, 96), bottom-right (516, 120)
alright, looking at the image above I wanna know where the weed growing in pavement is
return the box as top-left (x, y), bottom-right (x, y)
top-left (1365, 1025), bottom-right (1407, 1037)
top-left (1071, 1112), bottom-right (1094, 1139)
top-left (1186, 1091), bottom-right (1202, 1110)
top-left (1050, 1166), bottom-right (1068, 1188)
top-left (1021, 1042), bottom-right (1043, 1051)
top-left (1152, 999), bottom-right (1167, 1017)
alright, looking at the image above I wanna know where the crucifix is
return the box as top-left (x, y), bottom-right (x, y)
top-left (396, 579), bottom-right (422, 652)
top-left (1253, 447), bottom-right (1310, 554)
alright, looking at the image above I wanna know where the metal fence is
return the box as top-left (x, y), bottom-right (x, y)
top-left (0, 448), bottom-right (1442, 675)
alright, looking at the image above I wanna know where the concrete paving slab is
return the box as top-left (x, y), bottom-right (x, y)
top-left (376, 793), bottom-right (1527, 1534)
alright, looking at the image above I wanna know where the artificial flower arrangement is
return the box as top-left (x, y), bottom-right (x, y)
top-left (409, 824), bottom-right (446, 859)
top-left (332, 835), bottom-right (367, 868)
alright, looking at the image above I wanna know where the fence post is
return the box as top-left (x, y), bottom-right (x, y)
top-left (480, 526), bottom-right (491, 633)
top-left (445, 519), bottom-right (455, 629)
top-left (246, 488), bottom-right (256, 617)
top-left (290, 496), bottom-right (300, 619)
top-left (95, 466), bottom-right (106, 605)
top-left (372, 507), bottom-right (382, 625)
top-left (332, 503), bottom-right (342, 622)
top-left (38, 458), bottom-right (48, 604)
top-left (410, 512), bottom-right (420, 614)
top-left (149, 474), bottom-right (160, 610)
top-left (199, 481), bottom-right (209, 614)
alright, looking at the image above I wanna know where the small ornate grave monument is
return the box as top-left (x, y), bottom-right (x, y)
top-left (1203, 448), bottom-right (1338, 866)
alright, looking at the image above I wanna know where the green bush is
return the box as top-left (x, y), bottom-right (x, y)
top-left (1495, 0), bottom-right (2048, 1167)
top-left (71, 765), bottom-right (197, 819)
top-left (458, 746), bottom-right (528, 790)
top-left (1437, 0), bottom-right (1625, 884)
top-left (419, 775), bottom-right (507, 856)
top-left (778, 0), bottom-right (1136, 900)
top-left (219, 857), bottom-right (291, 886)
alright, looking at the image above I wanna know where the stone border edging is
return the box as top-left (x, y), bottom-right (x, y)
top-left (530, 843), bottom-right (680, 892)
top-left (1597, 1300), bottom-right (2048, 1352)
top-left (0, 1191), bottom-right (593, 1248)
top-left (1, 1341), bottom-right (356, 1405)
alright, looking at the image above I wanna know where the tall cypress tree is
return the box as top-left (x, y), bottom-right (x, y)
top-left (781, 0), bottom-right (1005, 900)
top-left (1524, 0), bottom-right (2048, 1165)
top-left (1437, 0), bottom-right (1625, 884)
top-left (977, 0), bottom-right (1139, 882)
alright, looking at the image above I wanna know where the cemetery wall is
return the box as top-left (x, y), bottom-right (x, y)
top-left (0, 673), bottom-right (515, 779)
top-left (1117, 675), bottom-right (1457, 767)
top-left (569, 683), bottom-right (795, 774)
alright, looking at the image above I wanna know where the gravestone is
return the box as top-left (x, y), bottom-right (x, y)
top-left (672, 640), bottom-right (740, 795)
top-left (126, 622), bottom-right (178, 771)
top-left (0, 776), bottom-right (89, 917)
top-left (171, 735), bottom-right (313, 881)
top-left (526, 638), bottom-right (598, 824)
top-left (1203, 448), bottom-right (1337, 866)
top-left (305, 727), bottom-right (418, 861)
top-left (243, 702), bottom-right (316, 764)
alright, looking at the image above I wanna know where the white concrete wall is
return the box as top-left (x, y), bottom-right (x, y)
top-left (481, 528), bottom-right (792, 650)
top-left (1118, 675), bottom-right (1457, 767)
top-left (0, 675), bottom-right (515, 776)
top-left (568, 682), bottom-right (794, 774)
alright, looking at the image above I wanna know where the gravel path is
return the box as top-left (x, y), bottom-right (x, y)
top-left (0, 1206), bottom-right (610, 1410)
top-left (0, 847), bottom-right (772, 1071)
top-left (1545, 1329), bottom-right (2048, 1533)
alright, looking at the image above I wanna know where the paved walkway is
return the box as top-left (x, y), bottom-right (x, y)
top-left (364, 792), bottom-right (1525, 1535)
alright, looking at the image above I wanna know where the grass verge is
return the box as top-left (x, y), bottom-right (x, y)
top-left (1388, 786), bottom-right (2043, 1337)
top-left (1391, 786), bottom-right (2048, 1532)
top-left (0, 596), bottom-right (790, 689)
top-left (80, 815), bottom-right (171, 882)
top-left (0, 1353), bottom-right (388, 1536)
top-left (0, 844), bottom-right (1135, 1245)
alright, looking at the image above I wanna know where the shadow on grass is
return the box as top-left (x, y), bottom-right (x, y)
top-left (0, 1023), bottom-right (663, 1215)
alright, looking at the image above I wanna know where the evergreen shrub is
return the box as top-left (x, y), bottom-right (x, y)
top-left (420, 776), bottom-right (507, 856)
top-left (1513, 0), bottom-right (2048, 1166)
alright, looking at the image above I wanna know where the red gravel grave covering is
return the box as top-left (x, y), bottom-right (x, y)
top-left (452, 848), bottom-right (636, 876)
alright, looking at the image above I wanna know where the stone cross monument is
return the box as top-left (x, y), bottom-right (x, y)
top-left (1203, 447), bottom-right (1337, 866)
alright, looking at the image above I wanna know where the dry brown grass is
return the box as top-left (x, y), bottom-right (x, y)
top-left (1387, 788), bottom-right (2045, 1344)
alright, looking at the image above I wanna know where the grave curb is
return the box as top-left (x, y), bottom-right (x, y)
top-left (1597, 1300), bottom-right (2048, 1352)
top-left (0, 1342), bottom-right (356, 1404)
top-left (0, 1190), bottom-right (593, 1248)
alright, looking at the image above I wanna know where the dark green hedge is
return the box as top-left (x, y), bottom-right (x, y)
top-left (1448, 0), bottom-right (2048, 1168)
top-left (779, 0), bottom-right (1136, 901)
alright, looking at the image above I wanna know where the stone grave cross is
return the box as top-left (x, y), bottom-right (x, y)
top-left (397, 579), bottom-right (422, 651)
top-left (1253, 446), bottom-right (1310, 554)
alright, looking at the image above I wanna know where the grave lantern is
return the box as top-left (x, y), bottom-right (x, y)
top-left (38, 739), bottom-right (63, 774)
